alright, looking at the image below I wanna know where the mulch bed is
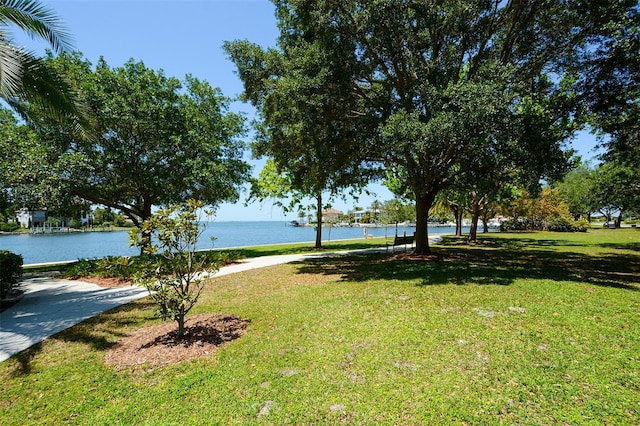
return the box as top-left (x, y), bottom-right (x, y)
top-left (69, 277), bottom-right (249, 369)
top-left (75, 276), bottom-right (133, 288)
top-left (104, 313), bottom-right (249, 369)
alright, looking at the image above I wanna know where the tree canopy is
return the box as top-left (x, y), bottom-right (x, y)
top-left (0, 106), bottom-right (70, 212)
top-left (237, 0), bottom-right (636, 253)
top-left (26, 53), bottom-right (251, 231)
top-left (225, 26), bottom-right (374, 248)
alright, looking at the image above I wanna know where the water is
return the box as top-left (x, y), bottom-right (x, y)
top-left (0, 221), bottom-right (461, 265)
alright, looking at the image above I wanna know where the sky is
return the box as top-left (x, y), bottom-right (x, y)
top-left (19, 0), bottom-right (602, 221)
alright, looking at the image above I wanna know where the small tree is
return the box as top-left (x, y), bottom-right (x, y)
top-left (131, 200), bottom-right (215, 338)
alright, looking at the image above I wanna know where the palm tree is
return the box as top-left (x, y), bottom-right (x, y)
top-left (0, 0), bottom-right (86, 127)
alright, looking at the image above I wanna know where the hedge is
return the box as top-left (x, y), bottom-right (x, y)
top-left (0, 250), bottom-right (23, 299)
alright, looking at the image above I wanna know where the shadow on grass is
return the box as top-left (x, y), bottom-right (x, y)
top-left (440, 235), bottom-right (590, 250)
top-left (293, 242), bottom-right (640, 291)
top-left (7, 299), bottom-right (157, 377)
top-left (53, 299), bottom-right (157, 351)
top-left (9, 342), bottom-right (44, 377)
top-left (598, 242), bottom-right (640, 252)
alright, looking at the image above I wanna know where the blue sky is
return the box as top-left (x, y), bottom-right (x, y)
top-left (25, 1), bottom-right (601, 221)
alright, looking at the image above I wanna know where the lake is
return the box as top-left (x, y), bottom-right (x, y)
top-left (0, 221), bottom-right (463, 265)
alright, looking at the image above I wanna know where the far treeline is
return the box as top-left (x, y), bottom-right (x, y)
top-left (0, 1), bottom-right (638, 254)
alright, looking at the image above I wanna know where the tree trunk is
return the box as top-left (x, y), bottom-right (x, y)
top-left (616, 210), bottom-right (623, 228)
top-left (176, 316), bottom-right (185, 339)
top-left (137, 201), bottom-right (154, 255)
top-left (139, 229), bottom-right (152, 256)
top-left (414, 193), bottom-right (434, 255)
top-left (315, 191), bottom-right (323, 249)
top-left (482, 212), bottom-right (490, 233)
top-left (452, 204), bottom-right (463, 237)
top-left (469, 193), bottom-right (480, 243)
top-left (468, 211), bottom-right (480, 242)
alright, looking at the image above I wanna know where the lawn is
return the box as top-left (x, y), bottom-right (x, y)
top-left (2, 229), bottom-right (639, 425)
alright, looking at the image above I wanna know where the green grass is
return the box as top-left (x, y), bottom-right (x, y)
top-left (3, 229), bottom-right (639, 425)
top-left (225, 236), bottom-right (391, 257)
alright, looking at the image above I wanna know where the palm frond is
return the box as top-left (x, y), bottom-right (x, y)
top-left (8, 51), bottom-right (95, 140)
top-left (0, 0), bottom-right (73, 53)
top-left (0, 34), bottom-right (23, 97)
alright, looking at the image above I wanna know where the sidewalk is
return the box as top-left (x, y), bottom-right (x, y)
top-left (0, 242), bottom-right (439, 363)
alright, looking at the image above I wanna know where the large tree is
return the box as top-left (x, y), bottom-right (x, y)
top-left (557, 164), bottom-right (596, 221)
top-left (250, 0), bottom-right (624, 254)
top-left (580, 2), bottom-right (639, 211)
top-left (225, 24), bottom-right (375, 249)
top-left (27, 53), bottom-right (250, 246)
top-left (590, 161), bottom-right (639, 226)
top-left (580, 1), bottom-right (639, 160)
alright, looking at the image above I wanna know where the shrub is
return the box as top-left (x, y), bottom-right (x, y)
top-left (0, 250), bottom-right (23, 299)
top-left (547, 217), bottom-right (589, 232)
top-left (0, 222), bottom-right (20, 232)
top-left (500, 218), bottom-right (534, 232)
top-left (97, 256), bottom-right (134, 280)
top-left (572, 218), bottom-right (590, 232)
top-left (62, 258), bottom-right (99, 279)
top-left (62, 255), bottom-right (161, 281)
top-left (547, 217), bottom-right (575, 232)
top-left (113, 214), bottom-right (132, 227)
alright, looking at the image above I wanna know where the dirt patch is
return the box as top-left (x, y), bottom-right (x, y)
top-left (76, 276), bottom-right (133, 288)
top-left (105, 313), bottom-right (249, 369)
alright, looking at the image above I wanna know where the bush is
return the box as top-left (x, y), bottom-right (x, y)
top-left (62, 255), bottom-right (159, 281)
top-left (0, 222), bottom-right (20, 232)
top-left (63, 258), bottom-right (98, 279)
top-left (0, 250), bottom-right (23, 299)
top-left (547, 217), bottom-right (575, 232)
top-left (113, 214), bottom-right (133, 227)
top-left (572, 218), bottom-right (590, 232)
top-left (69, 218), bottom-right (83, 229)
top-left (501, 217), bottom-right (589, 233)
top-left (97, 256), bottom-right (134, 280)
top-left (500, 218), bottom-right (534, 232)
top-left (547, 217), bottom-right (589, 232)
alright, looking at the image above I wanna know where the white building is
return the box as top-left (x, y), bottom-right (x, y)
top-left (15, 208), bottom-right (91, 228)
top-left (353, 207), bottom-right (381, 224)
top-left (15, 208), bottom-right (47, 228)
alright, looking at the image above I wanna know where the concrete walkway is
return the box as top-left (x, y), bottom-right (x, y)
top-left (0, 240), bottom-right (440, 363)
top-left (0, 277), bottom-right (148, 362)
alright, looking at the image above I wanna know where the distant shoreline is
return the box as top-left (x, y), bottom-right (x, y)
top-left (0, 227), bottom-right (132, 236)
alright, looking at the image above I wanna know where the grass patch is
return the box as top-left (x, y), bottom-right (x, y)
top-left (225, 236), bottom-right (390, 258)
top-left (2, 229), bottom-right (639, 424)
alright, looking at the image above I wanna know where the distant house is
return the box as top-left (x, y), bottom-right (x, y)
top-left (15, 207), bottom-right (91, 228)
top-left (353, 206), bottom-right (381, 223)
top-left (322, 209), bottom-right (343, 223)
top-left (16, 208), bottom-right (47, 228)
